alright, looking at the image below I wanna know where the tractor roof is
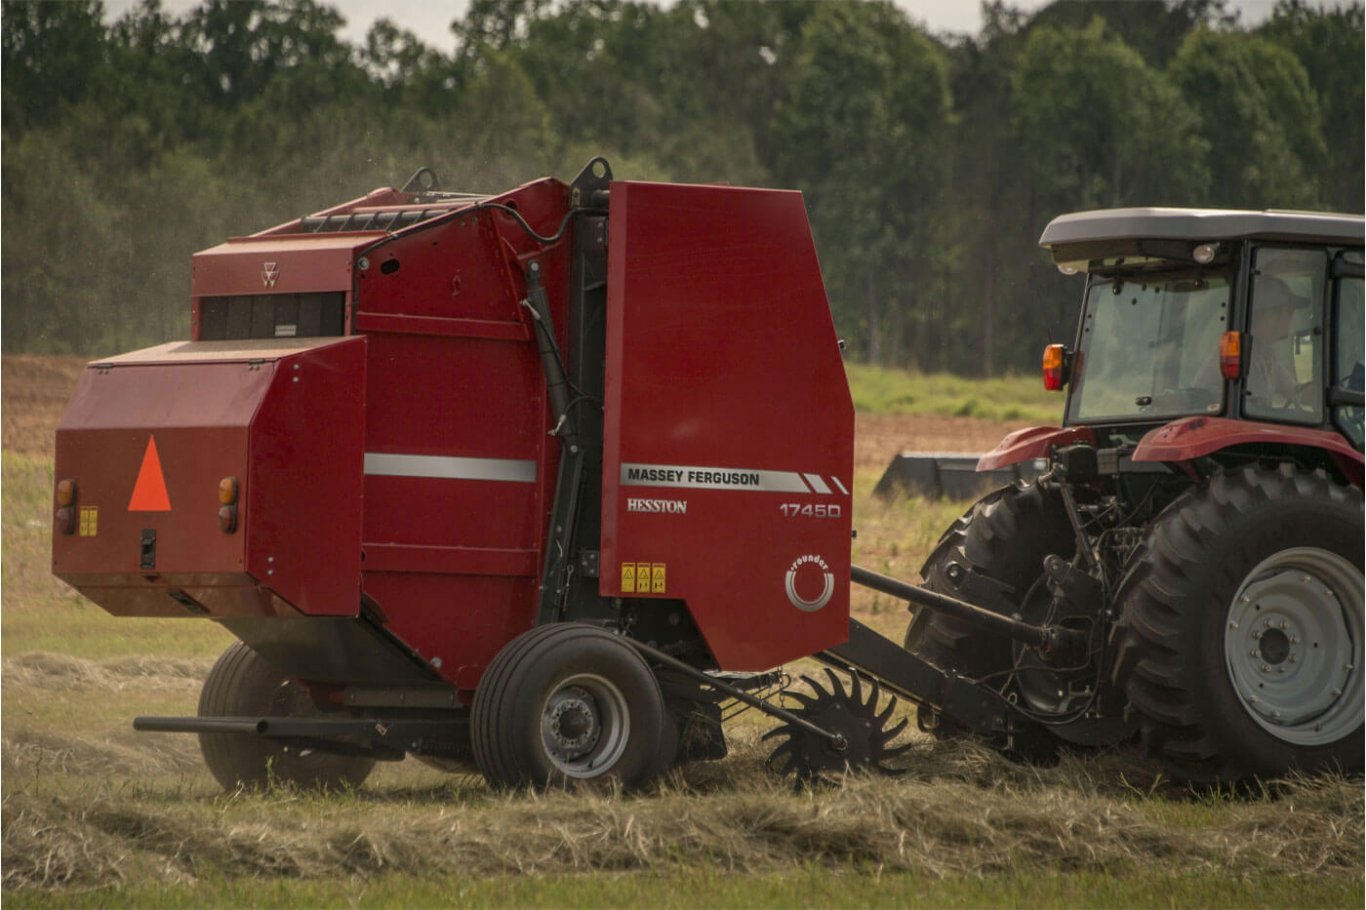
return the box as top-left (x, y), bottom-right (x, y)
top-left (1040, 208), bottom-right (1364, 251)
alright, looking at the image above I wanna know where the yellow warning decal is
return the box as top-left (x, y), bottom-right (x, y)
top-left (79, 506), bottom-right (99, 537)
top-left (620, 562), bottom-right (667, 594)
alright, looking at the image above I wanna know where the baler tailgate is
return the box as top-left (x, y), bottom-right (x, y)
top-left (53, 336), bottom-right (367, 619)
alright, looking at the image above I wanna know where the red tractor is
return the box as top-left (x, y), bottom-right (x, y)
top-left (51, 162), bottom-right (1362, 790)
top-left (907, 208), bottom-right (1364, 783)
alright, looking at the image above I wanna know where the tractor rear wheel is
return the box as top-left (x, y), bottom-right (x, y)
top-left (198, 641), bottom-right (376, 792)
top-left (906, 480), bottom-right (1127, 749)
top-left (471, 623), bottom-right (666, 790)
top-left (1114, 465), bottom-right (1364, 784)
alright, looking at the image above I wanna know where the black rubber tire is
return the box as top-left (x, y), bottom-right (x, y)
top-left (905, 481), bottom-right (1074, 684)
top-left (1113, 464), bottom-right (1364, 784)
top-left (471, 623), bottom-right (666, 790)
top-left (198, 641), bottom-right (376, 792)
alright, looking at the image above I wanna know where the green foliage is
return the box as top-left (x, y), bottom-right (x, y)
top-left (1, 0), bottom-right (1360, 370)
top-left (1169, 26), bottom-right (1327, 207)
top-left (845, 363), bottom-right (1061, 424)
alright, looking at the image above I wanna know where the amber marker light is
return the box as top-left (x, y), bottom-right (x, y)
top-left (218, 476), bottom-right (239, 533)
top-left (55, 478), bottom-right (78, 534)
top-left (1220, 331), bottom-right (1243, 380)
top-left (1042, 344), bottom-right (1068, 391)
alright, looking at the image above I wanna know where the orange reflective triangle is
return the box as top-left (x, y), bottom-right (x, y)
top-left (128, 435), bottom-right (171, 511)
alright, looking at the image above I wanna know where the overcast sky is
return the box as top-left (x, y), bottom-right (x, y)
top-left (103, 0), bottom-right (1291, 51)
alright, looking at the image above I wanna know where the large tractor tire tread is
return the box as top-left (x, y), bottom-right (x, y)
top-left (906, 481), bottom-right (1074, 678)
top-left (1113, 464), bottom-right (1364, 784)
top-left (198, 641), bottom-right (376, 792)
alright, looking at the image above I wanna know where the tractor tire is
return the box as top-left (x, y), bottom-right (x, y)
top-left (197, 641), bottom-right (376, 792)
top-left (905, 482), bottom-right (1073, 681)
top-left (905, 480), bottom-right (1128, 750)
top-left (1113, 465), bottom-right (1364, 784)
top-left (471, 623), bottom-right (666, 790)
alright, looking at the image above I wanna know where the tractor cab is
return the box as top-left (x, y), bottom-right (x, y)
top-left (1040, 209), bottom-right (1365, 452)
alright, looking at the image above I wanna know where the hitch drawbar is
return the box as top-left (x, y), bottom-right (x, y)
top-left (850, 564), bottom-right (1087, 661)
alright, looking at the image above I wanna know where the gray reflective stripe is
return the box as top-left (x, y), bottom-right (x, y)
top-left (621, 462), bottom-right (811, 493)
top-left (803, 473), bottom-right (832, 495)
top-left (365, 453), bottom-right (536, 483)
top-left (831, 476), bottom-right (850, 496)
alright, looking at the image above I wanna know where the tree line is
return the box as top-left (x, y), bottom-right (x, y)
top-left (3, 0), bottom-right (1361, 374)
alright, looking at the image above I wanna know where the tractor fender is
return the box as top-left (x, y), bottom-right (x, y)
top-left (1133, 416), bottom-right (1364, 487)
top-left (977, 426), bottom-right (1096, 471)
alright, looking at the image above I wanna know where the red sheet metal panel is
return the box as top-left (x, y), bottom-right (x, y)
top-left (600, 181), bottom-right (855, 671)
top-left (52, 337), bottom-right (366, 619)
top-left (245, 337), bottom-right (367, 615)
top-left (192, 234), bottom-right (377, 297)
top-left (350, 179), bottom-right (574, 688)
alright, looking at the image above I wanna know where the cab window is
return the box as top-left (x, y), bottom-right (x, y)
top-left (1244, 248), bottom-right (1326, 425)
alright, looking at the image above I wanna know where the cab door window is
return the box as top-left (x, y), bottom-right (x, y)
top-left (1331, 250), bottom-right (1364, 448)
top-left (1244, 248), bottom-right (1327, 424)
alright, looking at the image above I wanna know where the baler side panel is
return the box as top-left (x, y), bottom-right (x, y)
top-left (351, 180), bottom-right (574, 688)
top-left (245, 337), bottom-right (368, 616)
top-left (601, 181), bottom-right (855, 671)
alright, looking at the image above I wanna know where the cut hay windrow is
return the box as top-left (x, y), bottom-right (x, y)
top-left (3, 727), bottom-right (1360, 892)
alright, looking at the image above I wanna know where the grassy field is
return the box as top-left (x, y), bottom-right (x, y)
top-left (844, 364), bottom-right (1060, 424)
top-left (2, 362), bottom-right (1361, 908)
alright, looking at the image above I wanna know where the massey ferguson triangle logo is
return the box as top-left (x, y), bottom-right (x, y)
top-left (262, 262), bottom-right (280, 288)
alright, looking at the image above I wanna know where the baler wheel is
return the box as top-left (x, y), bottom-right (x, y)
top-left (1113, 465), bottom-right (1364, 784)
top-left (471, 623), bottom-right (667, 790)
top-left (763, 668), bottom-right (910, 783)
top-left (197, 642), bottom-right (376, 792)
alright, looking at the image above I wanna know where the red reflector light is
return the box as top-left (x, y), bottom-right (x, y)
top-left (218, 504), bottom-right (238, 534)
top-left (1220, 331), bottom-right (1242, 380)
top-left (56, 506), bottom-right (77, 535)
top-left (1042, 344), bottom-right (1068, 391)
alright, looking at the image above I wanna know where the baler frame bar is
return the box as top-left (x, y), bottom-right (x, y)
top-left (132, 714), bottom-right (468, 762)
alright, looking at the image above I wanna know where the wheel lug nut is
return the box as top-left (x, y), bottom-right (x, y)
top-left (1228, 620), bottom-right (1239, 630)
top-left (1290, 636), bottom-right (1299, 644)
top-left (1289, 655), bottom-right (1297, 663)
top-left (1250, 649), bottom-right (1260, 658)
top-left (1279, 621), bottom-right (1289, 630)
top-left (1252, 631), bottom-right (1262, 639)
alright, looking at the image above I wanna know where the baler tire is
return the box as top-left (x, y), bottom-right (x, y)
top-left (197, 641), bottom-right (376, 793)
top-left (1112, 464), bottom-right (1364, 784)
top-left (471, 623), bottom-right (666, 790)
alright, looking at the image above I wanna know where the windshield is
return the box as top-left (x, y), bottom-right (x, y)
top-left (1067, 271), bottom-right (1231, 424)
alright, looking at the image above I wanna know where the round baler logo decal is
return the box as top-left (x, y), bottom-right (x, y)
top-left (785, 554), bottom-right (834, 612)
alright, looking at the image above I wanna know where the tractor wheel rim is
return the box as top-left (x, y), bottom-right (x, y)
top-left (540, 673), bottom-right (630, 778)
top-left (1224, 547), bottom-right (1364, 746)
